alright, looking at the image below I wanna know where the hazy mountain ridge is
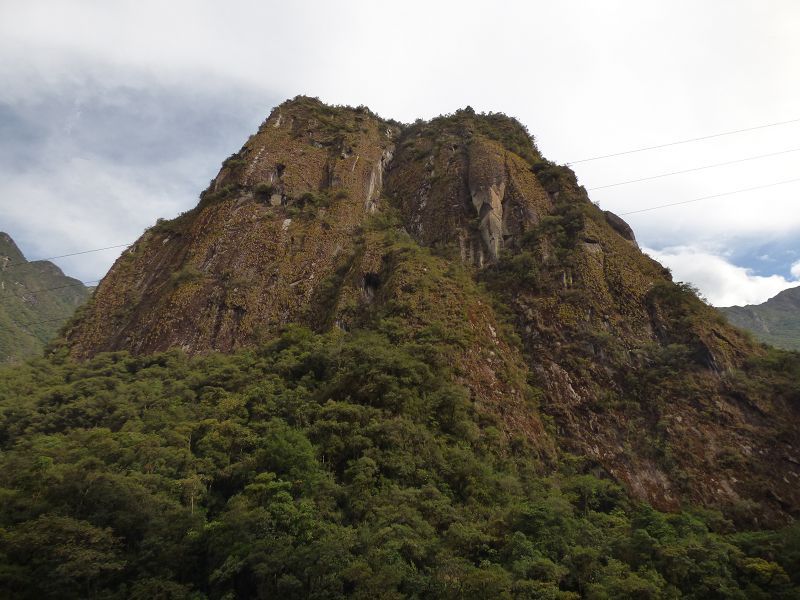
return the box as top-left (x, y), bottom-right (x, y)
top-left (0, 232), bottom-right (89, 362)
top-left (720, 286), bottom-right (800, 350)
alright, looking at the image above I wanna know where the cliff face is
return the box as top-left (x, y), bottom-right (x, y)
top-left (0, 232), bottom-right (89, 362)
top-left (62, 97), bottom-right (800, 524)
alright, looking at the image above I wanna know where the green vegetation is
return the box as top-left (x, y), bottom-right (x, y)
top-left (404, 108), bottom-right (542, 168)
top-left (222, 154), bottom-right (247, 171)
top-left (170, 265), bottom-right (205, 287)
top-left (472, 116), bottom-right (539, 165)
top-left (197, 184), bottom-right (242, 210)
top-left (0, 233), bottom-right (89, 363)
top-left (0, 327), bottom-right (799, 599)
top-left (482, 197), bottom-right (585, 294)
top-left (253, 182), bottom-right (275, 200)
top-left (481, 250), bottom-right (541, 290)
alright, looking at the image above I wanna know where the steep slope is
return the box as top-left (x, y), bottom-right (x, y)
top-left (720, 286), bottom-right (800, 350)
top-left (60, 97), bottom-right (800, 525)
top-left (0, 232), bottom-right (89, 362)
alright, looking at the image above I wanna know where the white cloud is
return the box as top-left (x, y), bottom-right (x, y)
top-left (645, 246), bottom-right (800, 307)
top-left (1, 0), bottom-right (800, 286)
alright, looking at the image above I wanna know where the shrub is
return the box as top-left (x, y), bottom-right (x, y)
top-left (482, 250), bottom-right (540, 290)
top-left (254, 182), bottom-right (275, 200)
top-left (169, 265), bottom-right (204, 287)
top-left (222, 154), bottom-right (246, 170)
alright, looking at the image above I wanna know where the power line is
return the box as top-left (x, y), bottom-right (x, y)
top-left (5, 243), bottom-right (132, 268)
top-left (567, 116), bottom-right (800, 165)
top-left (619, 177), bottom-right (800, 216)
top-left (588, 147), bottom-right (800, 191)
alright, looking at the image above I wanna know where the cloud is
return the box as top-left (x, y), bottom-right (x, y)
top-left (0, 76), bottom-right (278, 280)
top-left (644, 246), bottom-right (800, 307)
top-left (1, 0), bottom-right (800, 288)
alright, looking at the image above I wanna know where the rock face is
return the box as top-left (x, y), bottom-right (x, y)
top-left (604, 210), bottom-right (638, 245)
top-left (720, 286), bottom-right (800, 351)
top-left (63, 97), bottom-right (800, 524)
top-left (0, 232), bottom-right (89, 362)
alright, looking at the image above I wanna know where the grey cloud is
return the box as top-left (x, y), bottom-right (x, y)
top-left (1, 0), bottom-right (799, 301)
top-left (1, 79), bottom-right (275, 167)
top-left (0, 73), bottom-right (281, 280)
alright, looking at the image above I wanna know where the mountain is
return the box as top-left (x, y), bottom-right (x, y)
top-left (61, 96), bottom-right (800, 521)
top-left (0, 232), bottom-right (90, 362)
top-left (1, 97), bottom-right (799, 598)
top-left (720, 286), bottom-right (800, 350)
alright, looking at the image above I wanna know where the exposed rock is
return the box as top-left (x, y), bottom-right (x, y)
top-left (604, 210), bottom-right (638, 246)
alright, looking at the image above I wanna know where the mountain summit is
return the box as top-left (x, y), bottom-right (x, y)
top-left (59, 96), bottom-right (800, 523)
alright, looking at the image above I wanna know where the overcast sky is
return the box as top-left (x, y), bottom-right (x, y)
top-left (1, 0), bottom-right (799, 306)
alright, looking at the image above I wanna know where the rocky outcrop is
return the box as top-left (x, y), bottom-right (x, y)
top-left (603, 210), bottom-right (637, 245)
top-left (468, 140), bottom-right (507, 261)
top-left (385, 121), bottom-right (551, 267)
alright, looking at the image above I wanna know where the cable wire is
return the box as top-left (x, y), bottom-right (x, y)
top-left (5, 243), bottom-right (132, 268)
top-left (588, 147), bottom-right (800, 191)
top-left (619, 177), bottom-right (800, 216)
top-left (567, 117), bottom-right (800, 165)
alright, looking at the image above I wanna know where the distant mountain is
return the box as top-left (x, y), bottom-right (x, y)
top-left (0, 232), bottom-right (90, 362)
top-left (720, 286), bottom-right (800, 350)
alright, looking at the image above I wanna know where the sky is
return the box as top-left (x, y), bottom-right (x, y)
top-left (1, 0), bottom-right (799, 306)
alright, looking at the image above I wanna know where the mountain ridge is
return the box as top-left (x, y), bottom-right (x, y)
top-left (0, 231), bottom-right (90, 362)
top-left (720, 285), bottom-right (800, 350)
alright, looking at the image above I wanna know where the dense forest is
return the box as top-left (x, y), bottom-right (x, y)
top-left (1, 326), bottom-right (799, 599)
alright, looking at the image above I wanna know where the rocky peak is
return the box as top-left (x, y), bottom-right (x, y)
top-left (63, 98), bottom-right (405, 356)
top-left (386, 110), bottom-right (552, 267)
top-left (0, 231), bottom-right (26, 266)
top-left (720, 285), bottom-right (800, 350)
